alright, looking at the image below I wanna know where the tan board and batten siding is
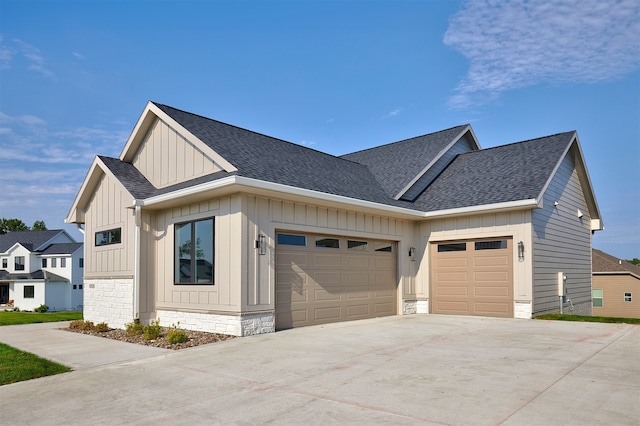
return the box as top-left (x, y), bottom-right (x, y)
top-left (431, 238), bottom-right (513, 317)
top-left (132, 118), bottom-right (224, 189)
top-left (532, 152), bottom-right (592, 315)
top-left (84, 172), bottom-right (135, 278)
top-left (276, 233), bottom-right (396, 329)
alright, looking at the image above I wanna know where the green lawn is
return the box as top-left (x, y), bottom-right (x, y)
top-left (0, 311), bottom-right (82, 326)
top-left (0, 343), bottom-right (70, 385)
top-left (535, 313), bottom-right (640, 324)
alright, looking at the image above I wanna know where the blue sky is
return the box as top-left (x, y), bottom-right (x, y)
top-left (1, 0), bottom-right (638, 259)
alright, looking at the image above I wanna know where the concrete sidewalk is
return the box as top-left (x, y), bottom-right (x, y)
top-left (0, 321), bottom-right (170, 370)
top-left (1, 315), bottom-right (638, 425)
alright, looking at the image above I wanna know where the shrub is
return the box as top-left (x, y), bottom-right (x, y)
top-left (167, 323), bottom-right (187, 344)
top-left (12, 307), bottom-right (20, 312)
top-left (69, 320), bottom-right (84, 330)
top-left (80, 321), bottom-right (95, 331)
top-left (34, 304), bottom-right (49, 313)
top-left (95, 322), bottom-right (110, 332)
top-left (143, 318), bottom-right (162, 340)
top-left (125, 321), bottom-right (144, 336)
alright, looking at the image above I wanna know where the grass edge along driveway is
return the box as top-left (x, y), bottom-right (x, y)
top-left (0, 343), bottom-right (71, 385)
top-left (0, 311), bottom-right (81, 385)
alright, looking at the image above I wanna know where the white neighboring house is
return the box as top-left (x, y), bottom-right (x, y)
top-left (0, 230), bottom-right (84, 311)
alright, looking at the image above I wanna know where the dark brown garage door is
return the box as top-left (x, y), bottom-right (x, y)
top-left (431, 238), bottom-right (513, 318)
top-left (276, 232), bottom-right (397, 329)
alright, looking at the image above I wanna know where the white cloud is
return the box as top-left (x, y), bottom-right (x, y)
top-left (72, 52), bottom-right (86, 60)
top-left (0, 38), bottom-right (54, 77)
top-left (444, 0), bottom-right (640, 108)
top-left (381, 108), bottom-right (404, 119)
top-left (299, 140), bottom-right (316, 146)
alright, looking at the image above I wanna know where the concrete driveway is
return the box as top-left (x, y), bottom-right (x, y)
top-left (0, 315), bottom-right (638, 425)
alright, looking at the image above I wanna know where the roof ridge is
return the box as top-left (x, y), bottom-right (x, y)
top-left (470, 131), bottom-right (576, 153)
top-left (341, 124), bottom-right (469, 157)
top-left (152, 102), bottom-right (358, 164)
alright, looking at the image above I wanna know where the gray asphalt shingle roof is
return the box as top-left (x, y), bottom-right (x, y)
top-left (340, 125), bottom-right (471, 197)
top-left (40, 243), bottom-right (83, 255)
top-left (0, 230), bottom-right (66, 253)
top-left (0, 269), bottom-right (68, 282)
top-left (412, 132), bottom-right (575, 212)
top-left (96, 102), bottom-right (577, 214)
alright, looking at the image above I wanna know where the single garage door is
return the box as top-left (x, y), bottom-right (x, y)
top-left (276, 232), bottom-right (397, 329)
top-left (431, 238), bottom-right (513, 318)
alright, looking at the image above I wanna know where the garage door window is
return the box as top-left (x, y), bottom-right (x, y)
top-left (374, 242), bottom-right (393, 252)
top-left (277, 234), bottom-right (306, 246)
top-left (475, 240), bottom-right (507, 250)
top-left (437, 243), bottom-right (466, 252)
top-left (316, 237), bottom-right (340, 248)
top-left (348, 240), bottom-right (368, 250)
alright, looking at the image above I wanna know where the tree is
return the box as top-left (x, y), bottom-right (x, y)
top-left (0, 218), bottom-right (29, 234)
top-left (31, 220), bottom-right (47, 231)
top-left (628, 258), bottom-right (640, 265)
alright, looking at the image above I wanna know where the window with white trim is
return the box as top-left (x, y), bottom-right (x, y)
top-left (15, 256), bottom-right (25, 271)
top-left (592, 289), bottom-right (603, 308)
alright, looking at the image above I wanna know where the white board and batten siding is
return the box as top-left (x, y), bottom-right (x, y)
top-left (84, 173), bottom-right (135, 278)
top-left (132, 118), bottom-right (224, 189)
top-left (418, 211), bottom-right (534, 314)
top-left (532, 152), bottom-right (592, 315)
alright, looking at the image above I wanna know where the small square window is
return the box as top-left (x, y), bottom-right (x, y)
top-left (42, 258), bottom-right (47, 268)
top-left (79, 284), bottom-right (83, 290)
top-left (73, 284), bottom-right (77, 290)
top-left (624, 292), bottom-right (632, 302)
top-left (61, 258), bottom-right (66, 268)
top-left (24, 285), bottom-right (34, 298)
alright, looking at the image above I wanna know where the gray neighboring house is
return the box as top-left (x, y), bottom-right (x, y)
top-left (0, 230), bottom-right (84, 311)
top-left (66, 102), bottom-right (603, 336)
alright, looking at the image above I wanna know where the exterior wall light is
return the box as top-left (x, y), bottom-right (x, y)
top-left (518, 241), bottom-right (525, 262)
top-left (408, 247), bottom-right (415, 261)
top-left (256, 234), bottom-right (266, 255)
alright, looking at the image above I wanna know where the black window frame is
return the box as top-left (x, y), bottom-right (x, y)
top-left (1, 258), bottom-right (6, 269)
top-left (437, 243), bottom-right (466, 252)
top-left (15, 256), bottom-right (25, 271)
top-left (61, 258), bottom-right (66, 268)
top-left (276, 233), bottom-right (306, 246)
top-left (95, 228), bottom-right (122, 247)
top-left (24, 285), bottom-right (34, 298)
top-left (42, 258), bottom-right (47, 268)
top-left (174, 217), bottom-right (215, 286)
top-left (79, 258), bottom-right (84, 268)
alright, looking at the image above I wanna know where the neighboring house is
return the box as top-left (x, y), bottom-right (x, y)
top-left (0, 230), bottom-right (84, 311)
top-left (592, 249), bottom-right (640, 318)
top-left (66, 102), bottom-right (603, 336)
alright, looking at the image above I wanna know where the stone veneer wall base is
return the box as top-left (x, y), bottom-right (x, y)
top-left (83, 278), bottom-right (135, 329)
top-left (156, 310), bottom-right (275, 337)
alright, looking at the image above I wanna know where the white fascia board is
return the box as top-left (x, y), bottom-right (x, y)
top-left (137, 175), bottom-right (426, 218)
top-left (393, 125), bottom-right (475, 200)
top-left (420, 198), bottom-right (540, 219)
top-left (136, 175), bottom-right (540, 220)
top-left (119, 102), bottom-right (237, 173)
top-left (65, 157), bottom-right (102, 224)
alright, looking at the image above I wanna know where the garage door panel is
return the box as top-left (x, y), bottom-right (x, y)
top-left (314, 254), bottom-right (342, 267)
top-left (436, 301), bottom-right (470, 312)
top-left (346, 304), bottom-right (370, 317)
top-left (474, 271), bottom-right (509, 282)
top-left (436, 272), bottom-right (468, 282)
top-left (277, 253), bottom-right (308, 266)
top-left (346, 272), bottom-right (370, 284)
top-left (374, 257), bottom-right (395, 269)
top-left (345, 289), bottom-right (370, 300)
top-left (314, 271), bottom-right (341, 285)
top-left (347, 256), bottom-right (370, 268)
top-left (474, 286), bottom-right (510, 297)
top-left (474, 256), bottom-right (509, 267)
top-left (474, 302), bottom-right (511, 317)
top-left (435, 286), bottom-right (468, 297)
top-left (374, 302), bottom-right (395, 314)
top-left (374, 271), bottom-right (396, 284)
top-left (313, 289), bottom-right (342, 302)
top-left (436, 257), bottom-right (468, 268)
top-left (314, 306), bottom-right (342, 321)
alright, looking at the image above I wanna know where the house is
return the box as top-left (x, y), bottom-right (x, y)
top-left (66, 102), bottom-right (603, 336)
top-left (0, 230), bottom-right (84, 311)
top-left (592, 249), bottom-right (640, 318)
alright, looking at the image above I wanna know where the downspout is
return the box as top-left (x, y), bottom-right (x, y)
top-left (76, 224), bottom-right (85, 235)
top-left (134, 202), bottom-right (141, 323)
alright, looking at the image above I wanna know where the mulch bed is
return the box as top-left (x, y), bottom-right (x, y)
top-left (66, 327), bottom-right (236, 350)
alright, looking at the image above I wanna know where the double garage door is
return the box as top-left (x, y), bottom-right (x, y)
top-left (431, 238), bottom-right (514, 318)
top-left (275, 232), bottom-right (397, 330)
